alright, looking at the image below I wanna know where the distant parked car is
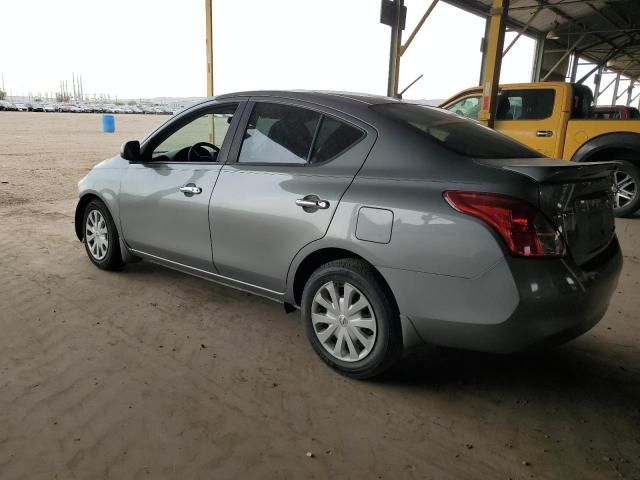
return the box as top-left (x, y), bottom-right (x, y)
top-left (75, 91), bottom-right (622, 378)
top-left (591, 105), bottom-right (640, 120)
top-left (32, 104), bottom-right (45, 112)
top-left (43, 104), bottom-right (56, 112)
top-left (14, 103), bottom-right (28, 112)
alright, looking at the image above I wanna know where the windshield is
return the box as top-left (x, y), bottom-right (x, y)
top-left (370, 103), bottom-right (544, 159)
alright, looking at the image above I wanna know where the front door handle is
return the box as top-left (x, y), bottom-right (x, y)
top-left (179, 184), bottom-right (202, 195)
top-left (536, 130), bottom-right (553, 138)
top-left (296, 197), bottom-right (330, 210)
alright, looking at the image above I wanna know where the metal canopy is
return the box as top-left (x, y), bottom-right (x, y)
top-left (443, 0), bottom-right (640, 81)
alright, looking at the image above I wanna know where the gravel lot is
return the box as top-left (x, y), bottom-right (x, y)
top-left (1, 111), bottom-right (639, 480)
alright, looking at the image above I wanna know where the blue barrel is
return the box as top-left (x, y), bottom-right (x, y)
top-left (102, 114), bottom-right (115, 133)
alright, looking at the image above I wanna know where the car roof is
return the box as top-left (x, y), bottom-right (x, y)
top-left (205, 90), bottom-right (409, 117)
top-left (216, 90), bottom-right (397, 105)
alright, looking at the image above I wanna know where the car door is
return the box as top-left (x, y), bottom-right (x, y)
top-left (209, 98), bottom-right (376, 293)
top-left (493, 87), bottom-right (565, 158)
top-left (119, 101), bottom-right (244, 272)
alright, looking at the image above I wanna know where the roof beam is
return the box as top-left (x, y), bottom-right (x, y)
top-left (508, 0), bottom-right (626, 10)
top-left (503, 7), bottom-right (541, 56)
top-left (542, 33), bottom-right (586, 82)
top-left (400, 0), bottom-right (440, 56)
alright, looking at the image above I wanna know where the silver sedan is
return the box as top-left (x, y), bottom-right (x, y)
top-left (76, 91), bottom-right (622, 378)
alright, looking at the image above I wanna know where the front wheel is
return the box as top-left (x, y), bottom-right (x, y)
top-left (612, 160), bottom-right (640, 217)
top-left (82, 199), bottom-right (124, 270)
top-left (301, 259), bottom-right (402, 379)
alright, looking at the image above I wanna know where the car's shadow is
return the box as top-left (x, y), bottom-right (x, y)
top-left (381, 340), bottom-right (640, 411)
top-left (121, 260), bottom-right (640, 418)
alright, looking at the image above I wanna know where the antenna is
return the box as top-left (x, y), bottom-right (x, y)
top-left (398, 73), bottom-right (424, 98)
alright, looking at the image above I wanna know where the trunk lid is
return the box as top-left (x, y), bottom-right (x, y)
top-left (477, 158), bottom-right (617, 266)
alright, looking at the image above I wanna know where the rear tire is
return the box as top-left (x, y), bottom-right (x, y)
top-left (612, 160), bottom-right (640, 217)
top-left (82, 199), bottom-right (124, 271)
top-left (301, 258), bottom-right (402, 379)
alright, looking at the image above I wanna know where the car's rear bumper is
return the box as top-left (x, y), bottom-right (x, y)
top-left (379, 237), bottom-right (623, 353)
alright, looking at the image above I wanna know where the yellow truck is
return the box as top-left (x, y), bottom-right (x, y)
top-left (441, 82), bottom-right (640, 217)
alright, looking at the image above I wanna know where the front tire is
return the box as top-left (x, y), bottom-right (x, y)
top-left (301, 259), bottom-right (402, 379)
top-left (613, 160), bottom-right (640, 217)
top-left (82, 199), bottom-right (124, 270)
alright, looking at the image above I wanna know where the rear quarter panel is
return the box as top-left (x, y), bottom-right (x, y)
top-left (286, 124), bottom-right (541, 302)
top-left (564, 120), bottom-right (640, 160)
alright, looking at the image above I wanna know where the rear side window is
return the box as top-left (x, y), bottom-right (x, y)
top-left (371, 103), bottom-right (543, 159)
top-left (310, 116), bottom-right (364, 164)
top-left (238, 103), bottom-right (321, 164)
top-left (496, 89), bottom-right (555, 120)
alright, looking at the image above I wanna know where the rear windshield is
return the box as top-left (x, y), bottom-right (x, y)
top-left (370, 103), bottom-right (543, 159)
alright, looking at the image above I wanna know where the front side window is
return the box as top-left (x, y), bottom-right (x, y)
top-left (445, 96), bottom-right (481, 120)
top-left (496, 89), bottom-right (555, 120)
top-left (152, 103), bottom-right (238, 162)
top-left (371, 103), bottom-right (543, 159)
top-left (238, 103), bottom-right (321, 164)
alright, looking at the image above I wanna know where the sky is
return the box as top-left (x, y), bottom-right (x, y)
top-left (0, 0), bottom-right (538, 101)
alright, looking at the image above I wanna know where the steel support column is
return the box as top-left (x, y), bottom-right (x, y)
top-left (616, 79), bottom-right (629, 103)
top-left (205, 0), bottom-right (214, 97)
top-left (599, 74), bottom-right (618, 96)
top-left (612, 73), bottom-right (621, 105)
top-left (479, 17), bottom-right (491, 85)
top-left (531, 34), bottom-right (545, 82)
top-left (479, 0), bottom-right (509, 128)
top-left (387, 0), bottom-right (404, 97)
top-left (569, 53), bottom-right (580, 83)
top-left (593, 66), bottom-right (603, 104)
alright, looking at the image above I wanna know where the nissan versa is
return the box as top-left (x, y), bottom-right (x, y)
top-left (76, 91), bottom-right (622, 378)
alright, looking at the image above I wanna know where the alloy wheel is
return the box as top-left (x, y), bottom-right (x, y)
top-left (311, 281), bottom-right (377, 362)
top-left (613, 169), bottom-right (637, 210)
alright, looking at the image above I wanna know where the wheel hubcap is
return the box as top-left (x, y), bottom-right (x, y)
top-left (613, 170), bottom-right (637, 210)
top-left (311, 281), bottom-right (377, 362)
top-left (85, 210), bottom-right (109, 261)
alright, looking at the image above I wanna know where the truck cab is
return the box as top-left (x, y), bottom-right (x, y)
top-left (441, 82), bottom-right (640, 217)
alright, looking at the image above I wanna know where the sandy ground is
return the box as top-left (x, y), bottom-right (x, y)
top-left (0, 111), bottom-right (639, 480)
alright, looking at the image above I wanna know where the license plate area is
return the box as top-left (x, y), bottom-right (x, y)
top-left (566, 195), bottom-right (615, 261)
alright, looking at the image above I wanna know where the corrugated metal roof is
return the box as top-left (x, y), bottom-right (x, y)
top-left (443, 0), bottom-right (640, 80)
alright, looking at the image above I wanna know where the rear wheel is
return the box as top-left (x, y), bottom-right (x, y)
top-left (612, 160), bottom-right (640, 217)
top-left (301, 258), bottom-right (402, 379)
top-left (83, 199), bottom-right (123, 270)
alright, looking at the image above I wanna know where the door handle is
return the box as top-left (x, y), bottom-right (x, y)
top-left (179, 185), bottom-right (202, 195)
top-left (536, 130), bottom-right (553, 138)
top-left (296, 198), bottom-right (330, 210)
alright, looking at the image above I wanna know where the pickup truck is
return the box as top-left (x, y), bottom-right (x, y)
top-left (441, 82), bottom-right (640, 217)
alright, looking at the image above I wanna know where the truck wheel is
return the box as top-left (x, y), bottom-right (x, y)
top-left (612, 160), bottom-right (640, 217)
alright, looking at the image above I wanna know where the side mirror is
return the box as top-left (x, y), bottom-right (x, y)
top-left (121, 140), bottom-right (141, 162)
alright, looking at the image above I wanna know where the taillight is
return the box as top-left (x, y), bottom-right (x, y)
top-left (443, 191), bottom-right (566, 258)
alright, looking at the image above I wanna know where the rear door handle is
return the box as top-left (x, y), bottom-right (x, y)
top-left (296, 198), bottom-right (330, 210)
top-left (536, 130), bottom-right (553, 138)
top-left (179, 185), bottom-right (202, 195)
